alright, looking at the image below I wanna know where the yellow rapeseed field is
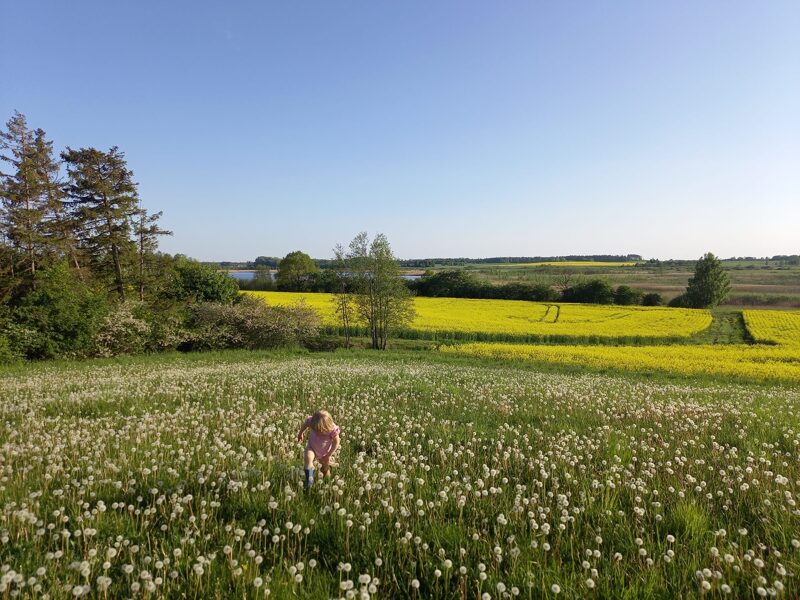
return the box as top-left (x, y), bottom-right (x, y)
top-left (439, 342), bottom-right (800, 382)
top-left (743, 310), bottom-right (800, 346)
top-left (247, 291), bottom-right (711, 340)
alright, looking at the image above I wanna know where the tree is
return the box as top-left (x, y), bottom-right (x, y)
top-left (0, 112), bottom-right (61, 289)
top-left (276, 251), bottom-right (319, 291)
top-left (6, 261), bottom-right (109, 359)
top-left (134, 208), bottom-right (171, 300)
top-left (331, 243), bottom-right (355, 347)
top-left (162, 257), bottom-right (240, 304)
top-left (614, 285), bottom-right (643, 306)
top-left (347, 232), bottom-right (415, 350)
top-left (414, 270), bottom-right (481, 297)
top-left (62, 146), bottom-right (140, 299)
top-left (561, 279), bottom-right (614, 304)
top-left (683, 252), bottom-right (731, 308)
top-left (641, 292), bottom-right (663, 306)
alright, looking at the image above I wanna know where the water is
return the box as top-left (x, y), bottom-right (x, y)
top-left (226, 270), bottom-right (420, 281)
top-left (228, 270), bottom-right (275, 281)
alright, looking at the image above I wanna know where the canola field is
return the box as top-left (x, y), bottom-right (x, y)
top-left (247, 292), bottom-right (711, 342)
top-left (743, 310), bottom-right (800, 346)
top-left (439, 342), bottom-right (800, 383)
top-left (441, 308), bottom-right (800, 382)
top-left (2, 352), bottom-right (800, 599)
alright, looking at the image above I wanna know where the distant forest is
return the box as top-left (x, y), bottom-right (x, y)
top-left (211, 254), bottom-right (799, 270)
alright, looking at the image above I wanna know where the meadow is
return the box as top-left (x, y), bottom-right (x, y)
top-left (447, 262), bottom-right (800, 308)
top-left (247, 292), bottom-right (712, 343)
top-left (490, 262), bottom-right (637, 268)
top-left (1, 350), bottom-right (799, 599)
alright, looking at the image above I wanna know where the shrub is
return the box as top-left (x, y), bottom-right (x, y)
top-left (145, 307), bottom-right (189, 353)
top-left (0, 333), bottom-right (20, 365)
top-left (561, 280), bottom-right (615, 304)
top-left (411, 270), bottom-right (557, 302)
top-left (9, 263), bottom-right (109, 359)
top-left (184, 295), bottom-right (319, 351)
top-left (237, 274), bottom-right (276, 291)
top-left (94, 302), bottom-right (153, 357)
top-left (614, 285), bottom-right (643, 306)
top-left (162, 257), bottom-right (240, 304)
top-left (413, 270), bottom-right (482, 297)
top-left (641, 292), bottom-right (664, 307)
top-left (668, 294), bottom-right (688, 308)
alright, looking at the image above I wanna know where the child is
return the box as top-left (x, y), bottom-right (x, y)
top-left (296, 410), bottom-right (340, 488)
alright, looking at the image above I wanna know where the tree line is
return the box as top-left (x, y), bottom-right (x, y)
top-left (262, 249), bottom-right (731, 309)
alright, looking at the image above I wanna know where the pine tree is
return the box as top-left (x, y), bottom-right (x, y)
top-left (62, 146), bottom-right (140, 299)
top-left (0, 112), bottom-right (55, 288)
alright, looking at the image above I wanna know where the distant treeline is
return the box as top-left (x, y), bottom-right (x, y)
top-left (408, 270), bottom-right (662, 306)
top-left (211, 254), bottom-right (644, 270)
top-left (396, 255), bottom-right (643, 267)
top-left (212, 254), bottom-right (799, 270)
top-left (254, 266), bottom-right (664, 307)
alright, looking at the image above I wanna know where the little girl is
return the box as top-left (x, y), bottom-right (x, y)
top-left (296, 410), bottom-right (340, 488)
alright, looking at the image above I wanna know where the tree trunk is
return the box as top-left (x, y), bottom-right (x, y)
top-left (111, 241), bottom-right (125, 299)
top-left (138, 220), bottom-right (145, 301)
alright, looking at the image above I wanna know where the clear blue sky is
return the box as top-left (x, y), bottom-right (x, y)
top-left (2, 1), bottom-right (798, 261)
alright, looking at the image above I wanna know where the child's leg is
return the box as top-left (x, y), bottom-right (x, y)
top-left (303, 448), bottom-right (316, 488)
top-left (319, 456), bottom-right (331, 477)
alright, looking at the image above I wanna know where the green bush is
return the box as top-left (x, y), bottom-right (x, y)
top-left (0, 333), bottom-right (20, 365)
top-left (614, 285), bottom-right (643, 306)
top-left (145, 306), bottom-right (189, 352)
top-left (561, 280), bottom-right (614, 304)
top-left (162, 257), bottom-right (239, 304)
top-left (9, 263), bottom-right (109, 359)
top-left (641, 292), bottom-right (664, 306)
top-left (184, 295), bottom-right (319, 351)
top-left (668, 293), bottom-right (688, 308)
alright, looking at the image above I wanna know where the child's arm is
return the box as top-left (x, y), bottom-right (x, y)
top-left (296, 417), bottom-right (310, 442)
top-left (329, 433), bottom-right (341, 455)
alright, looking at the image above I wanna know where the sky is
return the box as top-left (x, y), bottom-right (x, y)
top-left (2, 1), bottom-right (799, 261)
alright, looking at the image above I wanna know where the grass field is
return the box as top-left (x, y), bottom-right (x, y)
top-left (447, 262), bottom-right (800, 308)
top-left (247, 292), bottom-right (712, 343)
top-left (490, 261), bottom-right (637, 268)
top-left (2, 350), bottom-right (799, 598)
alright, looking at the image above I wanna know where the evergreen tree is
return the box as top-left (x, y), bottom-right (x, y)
top-left (684, 252), bottom-right (731, 308)
top-left (0, 112), bottom-right (58, 288)
top-left (62, 146), bottom-right (140, 299)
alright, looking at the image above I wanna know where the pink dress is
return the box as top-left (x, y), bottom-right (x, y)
top-left (304, 417), bottom-right (340, 460)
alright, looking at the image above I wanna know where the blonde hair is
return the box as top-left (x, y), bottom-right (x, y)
top-left (309, 410), bottom-right (335, 433)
